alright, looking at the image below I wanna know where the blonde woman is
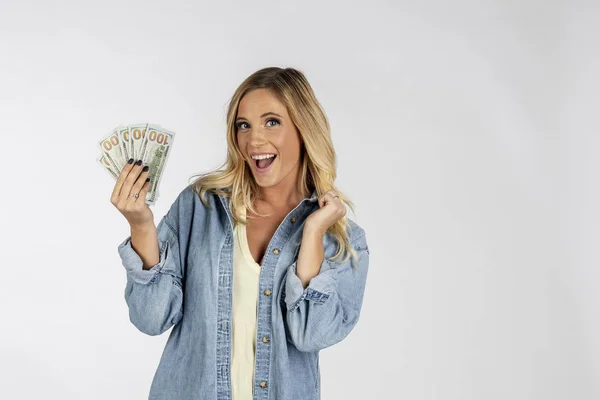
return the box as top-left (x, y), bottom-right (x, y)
top-left (112, 67), bottom-right (370, 400)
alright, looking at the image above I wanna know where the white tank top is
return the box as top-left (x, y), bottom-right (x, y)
top-left (231, 206), bottom-right (260, 399)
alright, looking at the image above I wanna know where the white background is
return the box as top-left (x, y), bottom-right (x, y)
top-left (0, 0), bottom-right (597, 399)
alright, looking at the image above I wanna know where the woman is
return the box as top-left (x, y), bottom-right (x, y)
top-left (111, 67), bottom-right (370, 400)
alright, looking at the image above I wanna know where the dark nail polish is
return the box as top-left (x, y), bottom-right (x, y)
top-left (145, 178), bottom-right (150, 183)
top-left (128, 158), bottom-right (134, 164)
top-left (142, 166), bottom-right (149, 172)
top-left (136, 160), bottom-right (142, 166)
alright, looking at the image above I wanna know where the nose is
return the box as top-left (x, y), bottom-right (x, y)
top-left (247, 126), bottom-right (268, 146)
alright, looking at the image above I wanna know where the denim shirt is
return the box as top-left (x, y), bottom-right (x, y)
top-left (117, 185), bottom-right (370, 400)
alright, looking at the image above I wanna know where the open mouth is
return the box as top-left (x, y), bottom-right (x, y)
top-left (254, 155), bottom-right (277, 170)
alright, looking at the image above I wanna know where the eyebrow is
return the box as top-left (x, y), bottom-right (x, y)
top-left (235, 112), bottom-right (283, 122)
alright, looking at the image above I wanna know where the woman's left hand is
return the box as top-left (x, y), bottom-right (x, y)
top-left (304, 190), bottom-right (346, 236)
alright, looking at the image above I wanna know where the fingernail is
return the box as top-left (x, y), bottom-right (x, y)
top-left (145, 178), bottom-right (150, 183)
top-left (136, 160), bottom-right (142, 166)
top-left (142, 166), bottom-right (149, 172)
top-left (128, 158), bottom-right (134, 164)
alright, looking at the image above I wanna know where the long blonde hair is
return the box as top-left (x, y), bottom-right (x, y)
top-left (189, 67), bottom-right (360, 269)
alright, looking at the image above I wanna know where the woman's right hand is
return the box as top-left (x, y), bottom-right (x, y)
top-left (111, 158), bottom-right (154, 228)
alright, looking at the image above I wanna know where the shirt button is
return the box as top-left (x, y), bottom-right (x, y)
top-left (290, 216), bottom-right (296, 223)
top-left (272, 248), bottom-right (280, 254)
top-left (262, 336), bottom-right (270, 343)
top-left (263, 289), bottom-right (272, 296)
top-left (259, 381), bottom-right (267, 388)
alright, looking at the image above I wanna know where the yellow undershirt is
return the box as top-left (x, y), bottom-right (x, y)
top-left (231, 206), bottom-right (260, 400)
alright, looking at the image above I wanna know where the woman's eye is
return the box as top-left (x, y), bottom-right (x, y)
top-left (237, 119), bottom-right (280, 130)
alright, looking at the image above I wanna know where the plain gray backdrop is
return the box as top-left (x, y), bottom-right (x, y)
top-left (0, 0), bottom-right (596, 399)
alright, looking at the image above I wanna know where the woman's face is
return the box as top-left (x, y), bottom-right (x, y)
top-left (236, 88), bottom-right (303, 189)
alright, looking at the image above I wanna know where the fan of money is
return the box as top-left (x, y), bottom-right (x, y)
top-left (98, 123), bottom-right (175, 205)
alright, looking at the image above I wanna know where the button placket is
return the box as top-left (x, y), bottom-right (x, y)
top-left (255, 212), bottom-right (301, 394)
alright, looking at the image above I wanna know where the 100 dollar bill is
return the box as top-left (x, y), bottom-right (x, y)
top-left (98, 128), bottom-right (126, 172)
top-left (97, 123), bottom-right (175, 206)
top-left (98, 154), bottom-right (119, 180)
top-left (129, 123), bottom-right (148, 162)
top-left (141, 124), bottom-right (175, 205)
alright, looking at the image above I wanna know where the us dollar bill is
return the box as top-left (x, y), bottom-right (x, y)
top-left (140, 124), bottom-right (175, 205)
top-left (98, 128), bottom-right (126, 172)
top-left (98, 154), bottom-right (119, 180)
top-left (128, 123), bottom-right (148, 162)
top-left (117, 125), bottom-right (133, 162)
top-left (98, 123), bottom-right (174, 205)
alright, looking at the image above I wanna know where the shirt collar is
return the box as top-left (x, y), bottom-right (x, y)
top-left (218, 187), bottom-right (319, 210)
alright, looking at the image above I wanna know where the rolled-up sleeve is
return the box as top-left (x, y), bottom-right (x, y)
top-left (283, 232), bottom-right (370, 352)
top-left (118, 213), bottom-right (184, 336)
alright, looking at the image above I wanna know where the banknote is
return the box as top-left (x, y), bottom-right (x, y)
top-left (140, 124), bottom-right (175, 205)
top-left (117, 125), bottom-right (133, 162)
top-left (129, 123), bottom-right (148, 162)
top-left (98, 154), bottom-right (119, 180)
top-left (98, 128), bottom-right (127, 172)
top-left (98, 123), bottom-right (175, 205)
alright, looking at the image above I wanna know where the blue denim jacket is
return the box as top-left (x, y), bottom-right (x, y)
top-left (117, 185), bottom-right (370, 400)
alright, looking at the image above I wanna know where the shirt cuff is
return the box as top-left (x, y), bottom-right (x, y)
top-left (118, 236), bottom-right (169, 285)
top-left (284, 258), bottom-right (336, 312)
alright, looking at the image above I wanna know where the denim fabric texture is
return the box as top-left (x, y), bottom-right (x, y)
top-left (118, 185), bottom-right (370, 400)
